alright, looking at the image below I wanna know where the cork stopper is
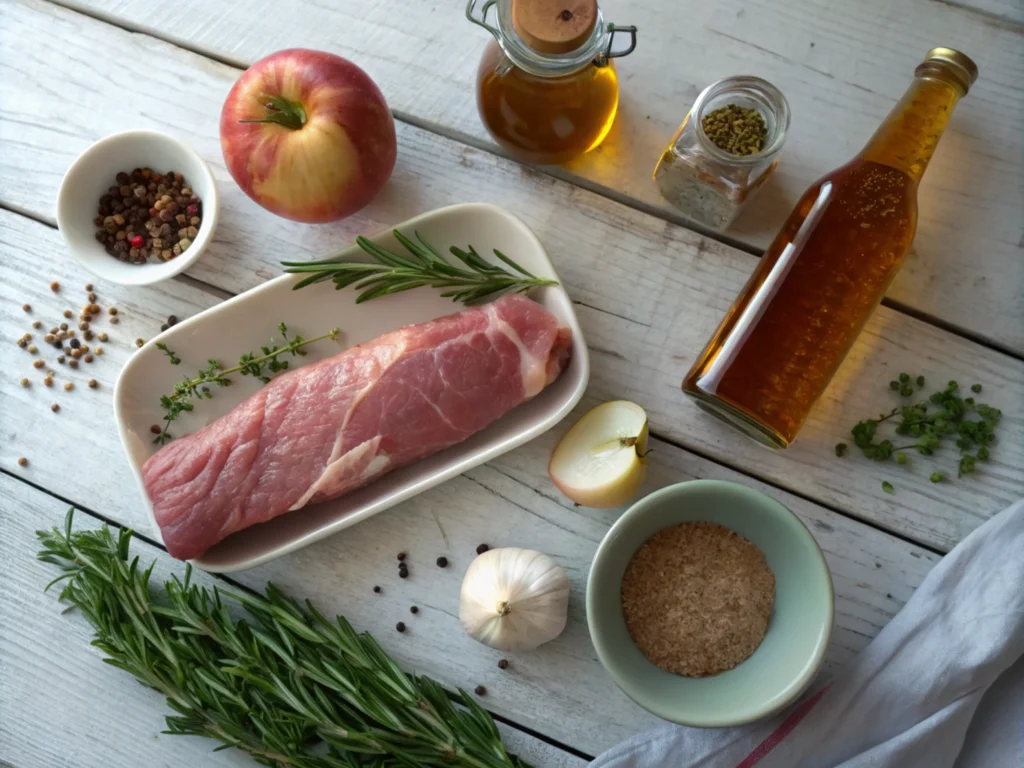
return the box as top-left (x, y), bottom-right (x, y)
top-left (511, 0), bottom-right (598, 55)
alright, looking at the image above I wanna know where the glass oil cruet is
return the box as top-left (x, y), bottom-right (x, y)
top-left (466, 0), bottom-right (637, 165)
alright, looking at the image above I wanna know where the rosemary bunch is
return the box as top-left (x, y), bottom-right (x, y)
top-left (282, 230), bottom-right (558, 304)
top-left (155, 323), bottom-right (340, 445)
top-left (37, 511), bottom-right (530, 768)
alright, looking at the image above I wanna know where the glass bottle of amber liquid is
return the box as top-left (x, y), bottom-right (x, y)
top-left (467, 0), bottom-right (636, 165)
top-left (683, 48), bottom-right (978, 448)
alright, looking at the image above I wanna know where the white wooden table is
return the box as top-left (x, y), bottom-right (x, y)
top-left (1, 0), bottom-right (1022, 764)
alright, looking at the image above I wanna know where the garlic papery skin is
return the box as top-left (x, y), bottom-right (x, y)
top-left (459, 547), bottom-right (570, 652)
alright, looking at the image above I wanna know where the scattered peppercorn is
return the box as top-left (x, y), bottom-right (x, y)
top-left (43, 377), bottom-right (53, 387)
top-left (64, 382), bottom-right (74, 391)
top-left (94, 347), bottom-right (103, 356)
top-left (108, 307), bottom-right (118, 316)
top-left (50, 403), bottom-right (60, 413)
top-left (110, 316), bottom-right (119, 324)
top-left (57, 355), bottom-right (65, 364)
top-left (372, 585), bottom-right (382, 594)
top-left (63, 310), bottom-right (72, 318)
top-left (84, 283), bottom-right (93, 291)
top-left (497, 659), bottom-right (509, 670)
top-left (22, 303), bottom-right (31, 312)
top-left (395, 622), bottom-right (406, 633)
top-left (20, 377), bottom-right (29, 387)
top-left (135, 338), bottom-right (144, 347)
top-left (436, 556), bottom-right (448, 568)
top-left (89, 304), bottom-right (100, 315)
top-left (18, 457), bottom-right (28, 467)
top-left (88, 379), bottom-right (98, 388)
top-left (17, 338), bottom-right (27, 349)
top-left (69, 360), bottom-right (79, 369)
top-left (27, 345), bottom-right (37, 354)
top-left (60, 323), bottom-right (68, 331)
top-left (167, 315), bottom-right (178, 326)
top-left (98, 332), bottom-right (108, 342)
top-left (50, 281), bottom-right (60, 292)
top-left (834, 442), bottom-right (848, 457)
top-left (474, 685), bottom-right (486, 696)
top-left (476, 544), bottom-right (489, 555)
top-left (397, 552), bottom-right (407, 561)
top-left (410, 606), bottom-right (419, 614)
top-left (32, 321), bottom-right (41, 329)
top-left (88, 292), bottom-right (97, 303)
top-left (69, 338), bottom-right (81, 349)
top-left (160, 324), bottom-right (168, 332)
top-left (33, 359), bottom-right (44, 369)
top-left (150, 424), bottom-right (162, 434)
top-left (398, 568), bottom-right (409, 579)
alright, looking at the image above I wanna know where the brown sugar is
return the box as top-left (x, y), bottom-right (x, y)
top-left (621, 521), bottom-right (775, 677)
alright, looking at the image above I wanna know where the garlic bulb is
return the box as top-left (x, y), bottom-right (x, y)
top-left (459, 547), bottom-right (570, 652)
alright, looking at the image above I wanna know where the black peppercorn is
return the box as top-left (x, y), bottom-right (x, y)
top-left (395, 622), bottom-right (406, 633)
top-left (168, 315), bottom-right (178, 326)
top-left (436, 556), bottom-right (448, 568)
top-left (397, 552), bottom-right (406, 561)
top-left (399, 570), bottom-right (409, 580)
top-left (497, 659), bottom-right (509, 670)
top-left (476, 544), bottom-right (489, 555)
top-left (373, 585), bottom-right (382, 594)
top-left (69, 338), bottom-right (81, 349)
top-left (474, 685), bottom-right (486, 696)
top-left (410, 606), bottom-right (419, 614)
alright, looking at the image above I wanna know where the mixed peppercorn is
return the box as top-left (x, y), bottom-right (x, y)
top-left (94, 168), bottom-right (203, 264)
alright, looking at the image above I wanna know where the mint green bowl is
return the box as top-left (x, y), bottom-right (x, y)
top-left (586, 480), bottom-right (834, 727)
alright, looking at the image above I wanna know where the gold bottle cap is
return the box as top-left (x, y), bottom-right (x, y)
top-left (512, 0), bottom-right (598, 55)
top-left (924, 47), bottom-right (978, 90)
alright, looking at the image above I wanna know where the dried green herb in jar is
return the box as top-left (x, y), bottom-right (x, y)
top-left (701, 105), bottom-right (767, 155)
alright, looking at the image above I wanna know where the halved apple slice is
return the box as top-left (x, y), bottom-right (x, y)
top-left (548, 401), bottom-right (649, 508)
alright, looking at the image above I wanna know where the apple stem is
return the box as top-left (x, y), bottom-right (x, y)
top-left (239, 93), bottom-right (307, 131)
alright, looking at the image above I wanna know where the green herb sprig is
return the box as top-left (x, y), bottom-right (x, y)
top-left (837, 375), bottom-right (1002, 492)
top-left (155, 323), bottom-right (339, 445)
top-left (37, 511), bottom-right (529, 768)
top-left (282, 230), bottom-right (558, 305)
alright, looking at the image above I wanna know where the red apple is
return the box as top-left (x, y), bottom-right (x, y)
top-left (220, 49), bottom-right (396, 223)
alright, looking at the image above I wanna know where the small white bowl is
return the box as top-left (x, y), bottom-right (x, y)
top-left (56, 130), bottom-right (219, 285)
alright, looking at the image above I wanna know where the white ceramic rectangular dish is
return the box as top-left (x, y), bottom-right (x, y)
top-left (114, 203), bottom-right (589, 572)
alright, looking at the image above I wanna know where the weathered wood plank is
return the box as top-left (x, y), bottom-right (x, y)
top-left (49, 0), bottom-right (1024, 354)
top-left (0, 210), bottom-right (942, 754)
top-left (0, 475), bottom-right (586, 768)
top-left (1, 1), bottom-right (1021, 551)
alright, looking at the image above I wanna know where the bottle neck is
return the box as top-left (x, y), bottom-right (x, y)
top-left (858, 65), bottom-right (965, 183)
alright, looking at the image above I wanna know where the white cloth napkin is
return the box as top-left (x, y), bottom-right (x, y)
top-left (591, 498), bottom-right (1024, 768)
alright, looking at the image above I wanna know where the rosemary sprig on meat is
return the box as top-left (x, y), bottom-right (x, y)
top-left (282, 230), bottom-right (558, 304)
top-left (37, 511), bottom-right (530, 768)
top-left (155, 323), bottom-right (340, 445)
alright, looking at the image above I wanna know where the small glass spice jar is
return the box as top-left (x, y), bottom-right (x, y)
top-left (653, 76), bottom-right (790, 231)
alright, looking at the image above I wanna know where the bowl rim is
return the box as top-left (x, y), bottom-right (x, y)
top-left (586, 478), bottom-right (835, 727)
top-left (55, 129), bottom-right (220, 286)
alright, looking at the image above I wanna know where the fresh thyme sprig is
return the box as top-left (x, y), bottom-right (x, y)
top-left (155, 323), bottom-right (340, 445)
top-left (836, 375), bottom-right (1002, 491)
top-left (36, 511), bottom-right (530, 768)
top-left (281, 230), bottom-right (558, 305)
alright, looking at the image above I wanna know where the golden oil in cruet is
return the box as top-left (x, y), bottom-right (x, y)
top-left (466, 0), bottom-right (636, 165)
top-left (683, 48), bottom-right (978, 448)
